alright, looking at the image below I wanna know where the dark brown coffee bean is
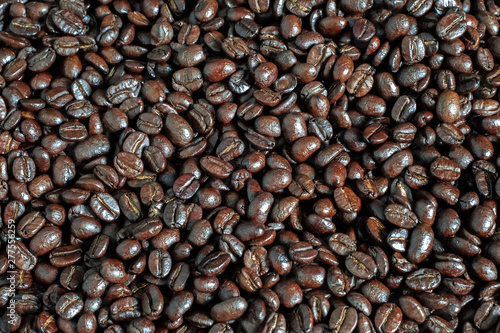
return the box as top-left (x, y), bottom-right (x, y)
top-left (329, 233), bottom-right (356, 256)
top-left (90, 193), bottom-right (120, 222)
top-left (199, 251), bottom-right (231, 276)
top-left (406, 268), bottom-right (442, 291)
top-left (374, 303), bottom-right (402, 333)
top-left (329, 306), bottom-right (358, 332)
top-left (100, 258), bottom-right (128, 283)
top-left (110, 296), bottom-right (141, 322)
top-left (345, 251), bottom-right (377, 279)
top-left (430, 157), bottom-right (461, 182)
top-left (408, 225), bottom-right (434, 264)
top-left (12, 155), bottom-right (35, 183)
top-left (165, 113), bottom-right (193, 147)
top-left (437, 90), bottom-right (460, 123)
top-left (334, 187), bottom-right (362, 213)
top-left (385, 204), bottom-right (418, 229)
top-left (211, 297), bottom-right (248, 322)
top-left (200, 155), bottom-right (233, 179)
top-left (55, 292), bottom-right (84, 320)
top-left (148, 249), bottom-right (172, 278)
top-left (436, 11), bottom-right (466, 40)
top-left (274, 280), bottom-right (303, 308)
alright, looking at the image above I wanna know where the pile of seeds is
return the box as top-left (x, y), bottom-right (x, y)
top-left (1, 0), bottom-right (500, 332)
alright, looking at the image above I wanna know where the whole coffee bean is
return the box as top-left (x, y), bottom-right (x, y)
top-left (384, 204), bottom-right (418, 229)
top-left (399, 296), bottom-right (426, 324)
top-left (90, 193), bottom-right (120, 222)
top-left (140, 283), bottom-right (164, 320)
top-left (269, 245), bottom-right (293, 276)
top-left (295, 264), bottom-right (326, 289)
top-left (165, 113), bottom-right (193, 147)
top-left (211, 297), bottom-right (248, 322)
top-left (374, 303), bottom-right (402, 333)
top-left (407, 224), bottom-right (434, 264)
top-left (430, 157), bottom-right (461, 182)
top-left (469, 205), bottom-right (496, 238)
top-left (406, 268), bottom-right (442, 291)
top-left (329, 306), bottom-right (358, 332)
top-left (436, 11), bottom-right (466, 40)
top-left (30, 225), bottom-right (62, 256)
top-left (73, 135), bottom-right (111, 163)
top-left (100, 259), bottom-right (128, 283)
top-left (198, 251), bottom-right (231, 277)
top-left (436, 90), bottom-right (460, 123)
top-left (200, 155), bottom-right (233, 179)
top-left (114, 152), bottom-right (144, 178)
top-left (345, 251), bottom-right (377, 280)
top-left (49, 245), bottom-right (82, 268)
top-left (70, 216), bottom-right (101, 239)
top-left (334, 187), bottom-right (361, 213)
top-left (55, 293), bottom-right (84, 320)
top-left (110, 296), bottom-right (141, 322)
top-left (401, 35), bottom-right (425, 65)
top-left (13, 155), bottom-right (36, 183)
top-left (289, 241), bottom-right (318, 264)
top-left (274, 281), bottom-right (303, 308)
top-left (333, 55), bottom-right (354, 83)
top-left (425, 315), bottom-right (454, 332)
top-left (11, 240), bottom-right (37, 271)
top-left (17, 211), bottom-right (45, 239)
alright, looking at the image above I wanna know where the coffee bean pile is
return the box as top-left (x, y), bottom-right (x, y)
top-left (0, 0), bottom-right (500, 332)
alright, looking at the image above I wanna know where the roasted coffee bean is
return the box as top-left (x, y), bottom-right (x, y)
top-left (334, 187), bottom-right (361, 213)
top-left (329, 233), bottom-right (357, 256)
top-left (406, 224), bottom-right (433, 264)
top-left (437, 11), bottom-right (466, 40)
top-left (274, 280), bottom-right (303, 308)
top-left (384, 203), bottom-right (418, 229)
top-left (374, 303), bottom-right (402, 333)
top-left (199, 251), bottom-right (231, 277)
top-left (110, 296), bottom-right (141, 322)
top-left (55, 293), bottom-right (84, 320)
top-left (406, 268), bottom-right (442, 291)
top-left (345, 251), bottom-right (377, 280)
top-left (100, 259), bottom-right (128, 283)
top-left (289, 241), bottom-right (318, 264)
top-left (329, 306), bottom-right (358, 332)
top-left (90, 193), bottom-right (120, 222)
top-left (114, 152), bottom-right (144, 178)
top-left (211, 297), bottom-right (248, 322)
